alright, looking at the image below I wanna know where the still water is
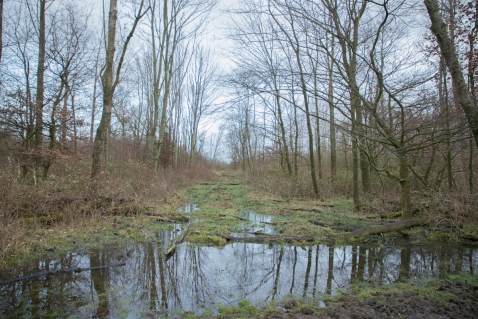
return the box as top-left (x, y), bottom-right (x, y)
top-left (1, 231), bottom-right (477, 318)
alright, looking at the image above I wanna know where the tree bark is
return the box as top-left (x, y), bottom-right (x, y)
top-left (348, 218), bottom-right (428, 238)
top-left (424, 0), bottom-right (478, 148)
top-left (91, 0), bottom-right (146, 180)
top-left (399, 149), bottom-right (411, 219)
top-left (274, 77), bottom-right (292, 177)
top-left (328, 36), bottom-right (337, 179)
top-left (91, 0), bottom-right (118, 180)
top-left (0, 0), bottom-right (3, 67)
top-left (35, 0), bottom-right (46, 170)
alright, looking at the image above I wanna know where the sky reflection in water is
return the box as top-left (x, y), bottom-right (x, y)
top-left (1, 232), bottom-right (477, 318)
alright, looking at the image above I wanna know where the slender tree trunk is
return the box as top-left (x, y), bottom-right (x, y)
top-left (72, 94), bottom-right (77, 154)
top-left (326, 0), bottom-right (367, 208)
top-left (61, 89), bottom-right (69, 146)
top-left (328, 39), bottom-right (337, 179)
top-left (314, 69), bottom-right (322, 180)
top-left (91, 0), bottom-right (145, 179)
top-left (91, 0), bottom-right (118, 180)
top-left (35, 0), bottom-right (46, 167)
top-left (274, 81), bottom-right (292, 176)
top-left (351, 91), bottom-right (361, 209)
top-left (399, 149), bottom-right (411, 219)
top-left (300, 84), bottom-right (320, 198)
top-left (43, 80), bottom-right (66, 180)
top-left (154, 0), bottom-right (174, 170)
top-left (343, 134), bottom-right (350, 198)
top-left (356, 102), bottom-right (371, 194)
top-left (90, 50), bottom-right (100, 146)
top-left (0, 0), bottom-right (3, 68)
top-left (293, 93), bottom-right (299, 177)
top-left (271, 8), bottom-right (319, 197)
top-left (470, 135), bottom-right (474, 193)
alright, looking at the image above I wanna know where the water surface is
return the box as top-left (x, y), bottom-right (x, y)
top-left (1, 233), bottom-right (476, 318)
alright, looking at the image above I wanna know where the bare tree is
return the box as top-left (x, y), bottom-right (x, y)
top-left (424, 0), bottom-right (478, 149)
top-left (186, 45), bottom-right (217, 161)
top-left (91, 0), bottom-right (148, 180)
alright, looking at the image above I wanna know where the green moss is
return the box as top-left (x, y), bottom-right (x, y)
top-left (217, 299), bottom-right (260, 318)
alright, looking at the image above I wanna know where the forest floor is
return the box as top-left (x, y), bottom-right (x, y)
top-left (175, 171), bottom-right (478, 319)
top-left (173, 170), bottom-right (470, 245)
top-left (1, 169), bottom-right (477, 318)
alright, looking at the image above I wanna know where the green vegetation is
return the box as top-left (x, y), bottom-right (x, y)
top-left (176, 174), bottom-right (422, 245)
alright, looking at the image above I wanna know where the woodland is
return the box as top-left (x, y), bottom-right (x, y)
top-left (1, 0), bottom-right (478, 261)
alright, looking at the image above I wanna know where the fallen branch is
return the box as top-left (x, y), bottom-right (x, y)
top-left (460, 234), bottom-right (478, 242)
top-left (309, 220), bottom-right (327, 227)
top-left (366, 211), bottom-right (402, 220)
top-left (165, 223), bottom-right (191, 260)
top-left (309, 220), bottom-right (358, 232)
top-left (0, 262), bottom-right (126, 285)
top-left (346, 218), bottom-right (428, 238)
top-left (143, 212), bottom-right (190, 223)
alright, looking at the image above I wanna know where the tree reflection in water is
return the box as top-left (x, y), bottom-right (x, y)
top-left (1, 238), bottom-right (477, 318)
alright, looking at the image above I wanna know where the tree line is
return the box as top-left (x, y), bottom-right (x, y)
top-left (0, 0), bottom-right (477, 220)
top-left (223, 0), bottom-right (478, 219)
top-left (0, 0), bottom-right (219, 184)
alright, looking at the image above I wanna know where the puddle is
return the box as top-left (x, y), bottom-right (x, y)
top-left (233, 210), bottom-right (276, 236)
top-left (177, 203), bottom-right (200, 213)
top-left (1, 237), bottom-right (477, 318)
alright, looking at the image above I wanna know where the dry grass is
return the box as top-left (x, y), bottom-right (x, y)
top-left (245, 159), bottom-right (478, 239)
top-left (0, 155), bottom-right (216, 267)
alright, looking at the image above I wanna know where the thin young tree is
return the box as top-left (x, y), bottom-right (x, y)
top-left (91, 0), bottom-right (148, 180)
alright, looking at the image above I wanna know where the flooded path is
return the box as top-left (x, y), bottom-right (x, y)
top-left (2, 177), bottom-right (478, 318)
top-left (1, 232), bottom-right (477, 318)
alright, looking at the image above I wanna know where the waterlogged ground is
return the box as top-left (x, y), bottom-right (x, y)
top-left (1, 173), bottom-right (478, 318)
top-left (1, 234), bottom-right (477, 318)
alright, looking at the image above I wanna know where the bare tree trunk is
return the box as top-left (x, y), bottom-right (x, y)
top-left (356, 103), bottom-right (371, 194)
top-left (72, 94), bottom-right (77, 154)
top-left (90, 48), bottom-right (101, 146)
top-left (399, 149), bottom-right (411, 219)
top-left (91, 0), bottom-right (118, 180)
top-left (425, 0), bottom-right (478, 148)
top-left (61, 88), bottom-right (69, 146)
top-left (0, 0), bottom-right (3, 68)
top-left (470, 135), bottom-right (474, 193)
top-left (35, 0), bottom-right (46, 166)
top-left (274, 78), bottom-right (292, 176)
top-left (328, 36), bottom-right (337, 179)
top-left (292, 87), bottom-right (299, 177)
top-left (314, 68), bottom-right (322, 180)
top-left (351, 98), bottom-right (360, 209)
top-left (43, 79), bottom-right (66, 180)
top-left (91, 0), bottom-right (146, 180)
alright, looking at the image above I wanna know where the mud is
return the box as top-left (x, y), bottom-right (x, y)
top-left (266, 280), bottom-right (478, 319)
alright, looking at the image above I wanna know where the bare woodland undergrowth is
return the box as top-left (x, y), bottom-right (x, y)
top-left (0, 154), bottom-right (216, 264)
top-left (1, 153), bottom-right (477, 266)
top-left (245, 159), bottom-right (478, 239)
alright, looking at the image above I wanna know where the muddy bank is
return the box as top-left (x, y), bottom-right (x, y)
top-left (208, 277), bottom-right (478, 319)
top-left (279, 280), bottom-right (478, 319)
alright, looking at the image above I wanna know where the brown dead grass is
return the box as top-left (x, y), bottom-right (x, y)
top-left (0, 156), bottom-right (216, 266)
top-left (245, 159), bottom-right (478, 240)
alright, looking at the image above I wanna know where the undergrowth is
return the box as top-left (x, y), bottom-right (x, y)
top-left (245, 159), bottom-right (478, 240)
top-left (0, 156), bottom-right (215, 268)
